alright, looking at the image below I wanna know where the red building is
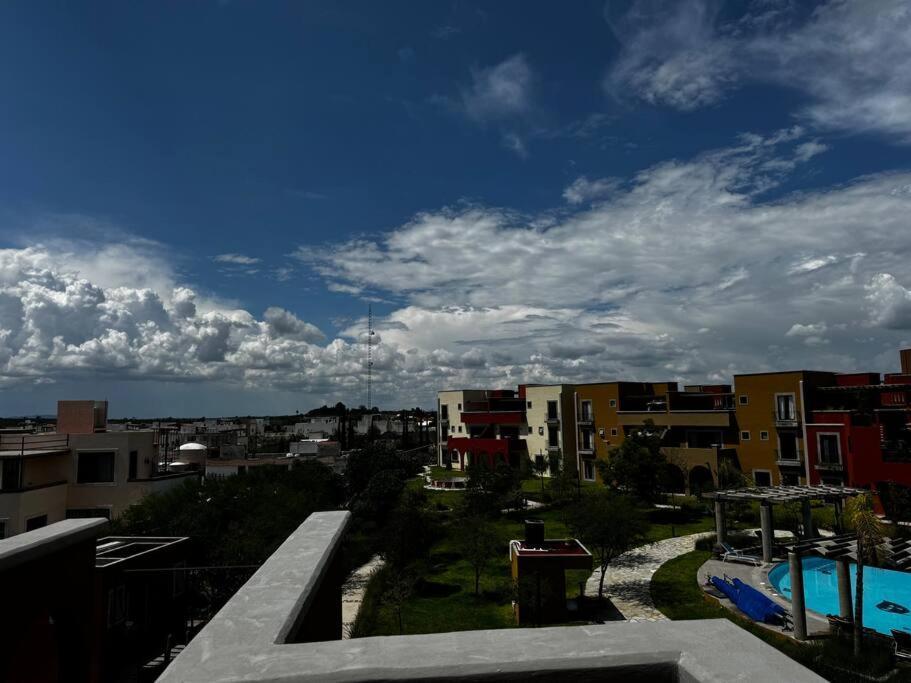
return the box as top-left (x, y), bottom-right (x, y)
top-left (446, 389), bottom-right (528, 469)
top-left (804, 361), bottom-right (911, 499)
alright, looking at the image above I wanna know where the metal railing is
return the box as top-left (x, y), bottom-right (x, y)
top-left (772, 409), bottom-right (801, 426)
top-left (0, 433), bottom-right (69, 455)
top-left (774, 449), bottom-right (802, 465)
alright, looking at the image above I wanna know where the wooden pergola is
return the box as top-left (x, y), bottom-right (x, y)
top-left (703, 485), bottom-right (864, 566)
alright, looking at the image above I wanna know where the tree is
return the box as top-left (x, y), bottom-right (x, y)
top-left (597, 419), bottom-right (666, 503)
top-left (846, 493), bottom-right (886, 657)
top-left (464, 461), bottom-right (522, 517)
top-left (382, 572), bottom-right (415, 634)
top-left (532, 455), bottom-right (548, 495)
top-left (455, 517), bottom-right (500, 595)
top-left (567, 490), bottom-right (647, 599)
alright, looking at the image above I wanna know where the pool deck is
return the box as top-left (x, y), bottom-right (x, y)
top-left (698, 558), bottom-right (830, 638)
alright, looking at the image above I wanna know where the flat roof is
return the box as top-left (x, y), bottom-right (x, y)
top-left (0, 519), bottom-right (107, 571)
top-left (703, 484), bottom-right (864, 503)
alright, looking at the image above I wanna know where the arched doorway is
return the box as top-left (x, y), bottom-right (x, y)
top-left (689, 466), bottom-right (715, 495)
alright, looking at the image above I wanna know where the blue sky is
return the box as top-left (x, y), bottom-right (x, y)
top-left (1, 0), bottom-right (911, 416)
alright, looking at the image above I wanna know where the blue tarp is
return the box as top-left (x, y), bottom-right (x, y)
top-left (711, 576), bottom-right (786, 624)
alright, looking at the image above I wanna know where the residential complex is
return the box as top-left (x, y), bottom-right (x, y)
top-left (0, 400), bottom-right (197, 538)
top-left (438, 348), bottom-right (911, 496)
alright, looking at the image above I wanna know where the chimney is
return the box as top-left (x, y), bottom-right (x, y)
top-left (901, 349), bottom-right (911, 375)
top-left (524, 519), bottom-right (544, 548)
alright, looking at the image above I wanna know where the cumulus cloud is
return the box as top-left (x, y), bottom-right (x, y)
top-left (563, 176), bottom-right (623, 204)
top-left (306, 129), bottom-right (911, 390)
top-left (607, 0), bottom-right (911, 140)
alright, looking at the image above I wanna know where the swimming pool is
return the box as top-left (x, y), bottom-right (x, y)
top-left (769, 556), bottom-right (911, 635)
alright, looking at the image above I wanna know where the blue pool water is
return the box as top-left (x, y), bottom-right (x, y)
top-left (769, 556), bottom-right (911, 635)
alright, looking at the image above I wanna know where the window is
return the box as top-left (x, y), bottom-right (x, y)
top-left (26, 514), bottom-right (47, 531)
top-left (457, 426), bottom-right (462, 433)
top-left (760, 431), bottom-right (769, 441)
top-left (1, 458), bottom-right (21, 491)
top-left (128, 450), bottom-right (138, 480)
top-left (583, 460), bottom-right (595, 481)
top-left (546, 401), bottom-right (559, 420)
top-left (781, 472), bottom-right (800, 486)
top-left (610, 428), bottom-right (618, 437)
top-left (538, 426), bottom-right (544, 435)
top-left (580, 429), bottom-right (593, 450)
top-left (77, 452), bottom-right (115, 483)
top-left (580, 400), bottom-right (593, 421)
top-left (598, 428), bottom-right (605, 439)
top-left (739, 395), bottom-right (749, 405)
top-left (534, 454), bottom-right (545, 471)
top-left (609, 399), bottom-right (617, 408)
top-left (776, 394), bottom-right (796, 421)
top-left (547, 426), bottom-right (559, 448)
top-left (818, 434), bottom-right (841, 465)
top-left (451, 425), bottom-right (455, 433)
top-left (527, 401), bottom-right (532, 409)
top-left (0, 519), bottom-right (6, 539)
top-left (451, 451), bottom-right (459, 464)
top-left (457, 403), bottom-right (462, 411)
top-left (753, 470), bottom-right (772, 487)
top-left (741, 431), bottom-right (751, 441)
top-left (440, 404), bottom-right (449, 420)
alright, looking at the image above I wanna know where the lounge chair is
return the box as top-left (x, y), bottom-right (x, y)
top-left (892, 629), bottom-right (911, 660)
top-left (720, 543), bottom-right (762, 566)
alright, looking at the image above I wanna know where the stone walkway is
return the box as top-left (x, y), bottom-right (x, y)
top-left (585, 531), bottom-right (713, 622)
top-left (341, 554), bottom-right (385, 638)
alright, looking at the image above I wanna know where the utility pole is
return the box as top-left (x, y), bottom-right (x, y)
top-left (366, 304), bottom-right (374, 411)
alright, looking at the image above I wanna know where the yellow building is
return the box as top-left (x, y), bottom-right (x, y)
top-left (732, 371), bottom-right (836, 486)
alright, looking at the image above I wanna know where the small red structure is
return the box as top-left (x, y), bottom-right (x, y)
top-left (509, 520), bottom-right (592, 625)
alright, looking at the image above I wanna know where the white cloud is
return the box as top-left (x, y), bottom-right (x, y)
top-left (866, 274), bottom-right (911, 329)
top-left (461, 54), bottom-right (534, 123)
top-left (607, 0), bottom-right (911, 140)
top-left (563, 176), bottom-right (622, 204)
top-left (214, 253), bottom-right (260, 265)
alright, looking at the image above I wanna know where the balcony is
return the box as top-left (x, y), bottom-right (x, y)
top-left (815, 460), bottom-right (844, 472)
top-left (0, 433), bottom-right (70, 457)
top-left (775, 449), bottom-right (803, 467)
top-left (159, 513), bottom-right (822, 682)
top-left (546, 444), bottom-right (561, 453)
top-left (772, 409), bottom-right (801, 428)
top-left (545, 414), bottom-right (560, 425)
top-left (577, 413), bottom-right (593, 426)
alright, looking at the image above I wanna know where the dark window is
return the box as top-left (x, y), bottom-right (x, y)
top-left (580, 401), bottom-right (593, 421)
top-left (609, 399), bottom-right (617, 408)
top-left (440, 404), bottom-right (449, 420)
top-left (1, 458), bottom-right (21, 491)
top-left (527, 401), bottom-right (532, 409)
top-left (580, 429), bottom-right (593, 450)
top-left (754, 471), bottom-right (772, 487)
top-left (128, 450), bottom-right (138, 479)
top-left (583, 461), bottom-right (595, 481)
top-left (739, 395), bottom-right (749, 405)
top-left (547, 426), bottom-right (559, 448)
top-left (740, 431), bottom-right (751, 441)
top-left (77, 452), bottom-right (115, 483)
top-left (535, 454), bottom-right (545, 471)
top-left (547, 401), bottom-right (558, 420)
top-left (0, 520), bottom-right (5, 539)
top-left (819, 434), bottom-right (841, 464)
top-left (26, 514), bottom-right (47, 531)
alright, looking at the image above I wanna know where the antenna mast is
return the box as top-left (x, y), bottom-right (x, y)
top-left (367, 304), bottom-right (374, 410)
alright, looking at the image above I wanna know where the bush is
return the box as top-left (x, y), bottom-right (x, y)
top-left (694, 532), bottom-right (757, 552)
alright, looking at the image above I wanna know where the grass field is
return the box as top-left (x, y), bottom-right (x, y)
top-left (361, 474), bottom-right (715, 637)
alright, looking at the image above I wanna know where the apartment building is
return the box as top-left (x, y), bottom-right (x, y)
top-left (0, 401), bottom-right (197, 538)
top-left (523, 384), bottom-right (578, 477)
top-left (731, 371), bottom-right (836, 486)
top-left (574, 381), bottom-right (738, 488)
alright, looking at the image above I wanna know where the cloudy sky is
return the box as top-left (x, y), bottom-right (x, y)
top-left (1, 0), bottom-right (911, 416)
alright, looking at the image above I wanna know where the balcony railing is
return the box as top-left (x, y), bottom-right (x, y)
top-left (775, 449), bottom-right (802, 466)
top-left (0, 433), bottom-right (70, 455)
top-left (815, 460), bottom-right (844, 471)
top-left (577, 413), bottom-right (593, 425)
top-left (772, 409), bottom-right (801, 427)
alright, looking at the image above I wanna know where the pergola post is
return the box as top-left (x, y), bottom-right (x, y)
top-left (760, 502), bottom-right (774, 563)
top-left (836, 558), bottom-right (852, 619)
top-left (714, 500), bottom-right (726, 545)
top-left (833, 499), bottom-right (844, 534)
top-left (801, 499), bottom-right (814, 539)
top-left (788, 551), bottom-right (807, 640)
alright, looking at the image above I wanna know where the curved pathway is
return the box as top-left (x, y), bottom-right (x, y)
top-left (585, 531), bottom-right (713, 622)
top-left (341, 554), bottom-right (385, 638)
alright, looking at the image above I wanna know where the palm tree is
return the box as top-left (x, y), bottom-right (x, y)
top-left (845, 493), bottom-right (885, 657)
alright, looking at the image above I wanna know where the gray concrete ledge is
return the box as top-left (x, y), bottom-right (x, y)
top-left (161, 512), bottom-right (824, 683)
top-left (0, 518), bottom-right (107, 570)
